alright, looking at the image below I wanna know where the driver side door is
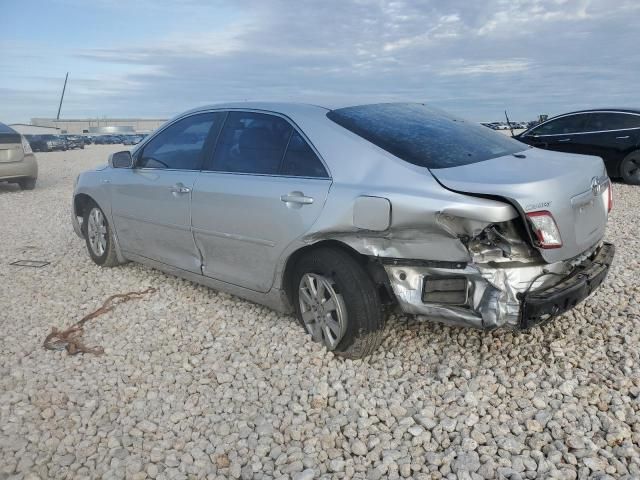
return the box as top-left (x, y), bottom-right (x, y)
top-left (110, 112), bottom-right (224, 273)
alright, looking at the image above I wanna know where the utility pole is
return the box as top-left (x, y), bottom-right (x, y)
top-left (56, 72), bottom-right (69, 120)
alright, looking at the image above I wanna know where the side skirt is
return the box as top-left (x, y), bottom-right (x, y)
top-left (122, 251), bottom-right (294, 314)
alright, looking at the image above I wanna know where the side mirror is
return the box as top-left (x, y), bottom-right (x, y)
top-left (109, 151), bottom-right (133, 169)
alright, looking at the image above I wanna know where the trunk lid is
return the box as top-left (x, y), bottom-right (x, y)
top-left (429, 147), bottom-right (609, 263)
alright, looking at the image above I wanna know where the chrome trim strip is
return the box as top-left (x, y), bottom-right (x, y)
top-left (196, 170), bottom-right (333, 181)
top-left (522, 110), bottom-right (640, 137)
top-left (192, 227), bottom-right (276, 247)
top-left (530, 126), bottom-right (640, 138)
top-left (113, 213), bottom-right (191, 232)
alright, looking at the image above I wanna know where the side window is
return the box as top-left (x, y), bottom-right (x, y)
top-left (138, 113), bottom-right (222, 170)
top-left (210, 111), bottom-right (292, 174)
top-left (532, 115), bottom-right (586, 135)
top-left (281, 131), bottom-right (328, 178)
top-left (586, 113), bottom-right (640, 132)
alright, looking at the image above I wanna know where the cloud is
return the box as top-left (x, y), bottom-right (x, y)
top-left (439, 59), bottom-right (532, 75)
top-left (1, 0), bottom-right (639, 122)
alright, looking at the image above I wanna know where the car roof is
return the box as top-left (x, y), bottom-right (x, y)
top-left (553, 108), bottom-right (640, 117)
top-left (181, 101), bottom-right (430, 119)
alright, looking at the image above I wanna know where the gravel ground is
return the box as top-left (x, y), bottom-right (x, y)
top-left (1, 145), bottom-right (639, 480)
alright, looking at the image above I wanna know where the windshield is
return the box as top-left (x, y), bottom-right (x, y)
top-left (327, 103), bottom-right (529, 169)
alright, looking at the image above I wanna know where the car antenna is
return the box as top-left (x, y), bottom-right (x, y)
top-left (505, 110), bottom-right (514, 137)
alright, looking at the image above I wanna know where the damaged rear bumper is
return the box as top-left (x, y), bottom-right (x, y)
top-left (519, 242), bottom-right (614, 329)
top-left (383, 242), bottom-right (614, 330)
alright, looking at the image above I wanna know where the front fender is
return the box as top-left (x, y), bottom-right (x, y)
top-left (72, 170), bottom-right (127, 264)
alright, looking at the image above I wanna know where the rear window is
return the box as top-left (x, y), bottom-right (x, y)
top-left (327, 103), bottom-right (528, 169)
top-left (0, 123), bottom-right (21, 144)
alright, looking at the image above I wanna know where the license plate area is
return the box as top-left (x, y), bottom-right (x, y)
top-left (573, 197), bottom-right (606, 248)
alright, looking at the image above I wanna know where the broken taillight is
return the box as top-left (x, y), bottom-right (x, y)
top-left (526, 210), bottom-right (563, 249)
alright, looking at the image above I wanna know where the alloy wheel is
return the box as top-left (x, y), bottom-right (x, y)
top-left (87, 208), bottom-right (107, 257)
top-left (623, 157), bottom-right (640, 182)
top-left (298, 273), bottom-right (348, 350)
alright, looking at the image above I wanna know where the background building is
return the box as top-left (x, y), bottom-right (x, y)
top-left (30, 117), bottom-right (167, 134)
top-left (9, 123), bottom-right (60, 135)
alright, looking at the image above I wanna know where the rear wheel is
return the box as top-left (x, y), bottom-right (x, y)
top-left (620, 151), bottom-right (640, 185)
top-left (17, 177), bottom-right (36, 190)
top-left (292, 248), bottom-right (384, 358)
top-left (83, 202), bottom-right (119, 267)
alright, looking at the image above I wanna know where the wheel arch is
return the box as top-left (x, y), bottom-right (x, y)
top-left (73, 192), bottom-right (95, 217)
top-left (73, 191), bottom-right (128, 264)
top-left (281, 239), bottom-right (395, 308)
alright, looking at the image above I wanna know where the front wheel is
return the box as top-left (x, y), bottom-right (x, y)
top-left (292, 248), bottom-right (385, 358)
top-left (83, 202), bottom-right (119, 267)
top-left (620, 151), bottom-right (640, 185)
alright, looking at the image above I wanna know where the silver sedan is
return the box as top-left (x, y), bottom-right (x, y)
top-left (72, 102), bottom-right (614, 357)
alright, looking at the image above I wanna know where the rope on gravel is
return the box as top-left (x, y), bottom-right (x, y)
top-left (43, 287), bottom-right (157, 355)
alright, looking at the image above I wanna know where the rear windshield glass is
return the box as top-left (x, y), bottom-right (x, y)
top-left (327, 103), bottom-right (528, 169)
top-left (0, 123), bottom-right (21, 144)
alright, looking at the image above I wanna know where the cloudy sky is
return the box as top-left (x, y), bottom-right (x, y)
top-left (2, 0), bottom-right (639, 123)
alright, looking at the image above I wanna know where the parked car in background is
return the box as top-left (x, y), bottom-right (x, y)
top-left (56, 135), bottom-right (70, 151)
top-left (65, 135), bottom-right (85, 149)
top-left (0, 123), bottom-right (38, 190)
top-left (72, 102), bottom-right (614, 357)
top-left (122, 135), bottom-right (144, 145)
top-left (28, 134), bottom-right (67, 152)
top-left (25, 135), bottom-right (48, 152)
top-left (93, 135), bottom-right (113, 145)
top-left (516, 109), bottom-right (640, 184)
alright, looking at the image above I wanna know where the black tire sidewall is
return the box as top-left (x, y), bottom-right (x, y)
top-left (621, 152), bottom-right (640, 185)
top-left (84, 204), bottom-right (111, 265)
top-left (292, 248), bottom-right (382, 354)
top-left (18, 178), bottom-right (36, 190)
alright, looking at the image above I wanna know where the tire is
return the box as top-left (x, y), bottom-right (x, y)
top-left (292, 248), bottom-right (384, 358)
top-left (18, 177), bottom-right (36, 190)
top-left (620, 151), bottom-right (640, 185)
top-left (83, 202), bottom-right (119, 267)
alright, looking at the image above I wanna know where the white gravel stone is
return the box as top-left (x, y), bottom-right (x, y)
top-left (0, 145), bottom-right (638, 479)
top-left (293, 469), bottom-right (315, 480)
top-left (351, 439), bottom-right (368, 456)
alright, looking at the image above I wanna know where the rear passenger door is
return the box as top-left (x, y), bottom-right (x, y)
top-left (191, 110), bottom-right (332, 292)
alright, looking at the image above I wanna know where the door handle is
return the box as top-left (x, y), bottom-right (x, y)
top-left (280, 192), bottom-right (314, 205)
top-left (557, 138), bottom-right (571, 142)
top-left (616, 135), bottom-right (630, 139)
top-left (170, 183), bottom-right (191, 194)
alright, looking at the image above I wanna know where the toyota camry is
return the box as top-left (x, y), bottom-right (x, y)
top-left (72, 102), bottom-right (614, 358)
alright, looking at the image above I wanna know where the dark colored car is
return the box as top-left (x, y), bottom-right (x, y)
top-left (27, 135), bottom-right (67, 152)
top-left (25, 135), bottom-right (48, 152)
top-left (516, 109), bottom-right (640, 184)
top-left (93, 135), bottom-right (111, 145)
top-left (122, 135), bottom-right (144, 145)
top-left (65, 135), bottom-right (85, 149)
